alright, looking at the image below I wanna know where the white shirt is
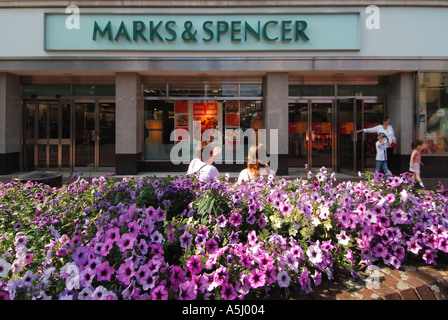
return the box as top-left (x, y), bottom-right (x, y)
top-left (187, 158), bottom-right (219, 183)
top-left (375, 140), bottom-right (389, 161)
top-left (236, 167), bottom-right (275, 184)
top-left (364, 124), bottom-right (396, 143)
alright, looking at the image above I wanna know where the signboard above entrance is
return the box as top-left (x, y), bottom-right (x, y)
top-left (44, 13), bottom-right (359, 51)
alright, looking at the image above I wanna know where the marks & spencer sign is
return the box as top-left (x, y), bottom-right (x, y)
top-left (44, 13), bottom-right (359, 51)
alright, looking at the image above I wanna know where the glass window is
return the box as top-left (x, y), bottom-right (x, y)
top-left (418, 72), bottom-right (448, 154)
top-left (206, 84), bottom-right (238, 97)
top-left (143, 99), bottom-right (263, 162)
top-left (288, 85), bottom-right (334, 96)
top-left (169, 83), bottom-right (205, 97)
top-left (143, 80), bottom-right (263, 162)
top-left (223, 100), bottom-right (263, 163)
top-left (240, 84), bottom-right (263, 97)
top-left (22, 84), bottom-right (71, 97)
top-left (338, 85), bottom-right (387, 97)
top-left (144, 101), bottom-right (175, 160)
top-left (73, 85), bottom-right (115, 96)
top-left (143, 84), bottom-right (167, 97)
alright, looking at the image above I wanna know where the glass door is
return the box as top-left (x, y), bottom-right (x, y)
top-left (337, 99), bottom-right (385, 175)
top-left (24, 100), bottom-right (71, 170)
top-left (74, 100), bottom-right (115, 169)
top-left (75, 102), bottom-right (96, 167)
top-left (289, 100), bottom-right (334, 170)
top-left (310, 100), bottom-right (334, 170)
top-left (288, 102), bottom-right (309, 167)
top-left (98, 102), bottom-right (116, 167)
top-left (337, 99), bottom-right (362, 175)
top-left (361, 100), bottom-right (386, 170)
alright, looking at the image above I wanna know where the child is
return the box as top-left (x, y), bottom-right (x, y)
top-left (410, 139), bottom-right (425, 188)
top-left (375, 132), bottom-right (390, 177)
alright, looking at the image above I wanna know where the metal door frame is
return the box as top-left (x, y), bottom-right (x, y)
top-left (23, 99), bottom-right (71, 170)
top-left (336, 97), bottom-right (386, 175)
top-left (290, 98), bottom-right (336, 171)
top-left (73, 98), bottom-right (115, 171)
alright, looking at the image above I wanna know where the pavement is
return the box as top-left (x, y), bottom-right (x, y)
top-left (1, 169), bottom-right (448, 300)
top-left (267, 259), bottom-right (448, 300)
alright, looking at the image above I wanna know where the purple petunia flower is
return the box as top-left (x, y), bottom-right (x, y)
top-left (216, 215), bottom-right (227, 228)
top-left (151, 285), bottom-right (168, 300)
top-left (422, 249), bottom-right (437, 265)
top-left (72, 246), bottom-right (91, 267)
top-left (221, 283), bottom-right (238, 300)
top-left (179, 280), bottom-right (197, 300)
top-left (80, 268), bottom-right (95, 287)
top-left (299, 267), bottom-right (311, 294)
top-left (170, 265), bottom-right (185, 287)
top-left (205, 238), bottom-right (218, 254)
top-left (135, 265), bottom-right (151, 285)
top-left (155, 207), bottom-right (167, 222)
top-left (373, 243), bottom-right (388, 258)
top-left (277, 270), bottom-right (290, 288)
top-left (180, 231), bottom-right (193, 249)
top-left (117, 259), bottom-right (135, 285)
top-left (95, 261), bottom-right (115, 281)
top-left (213, 267), bottom-right (229, 286)
top-left (229, 211), bottom-right (242, 227)
top-left (117, 233), bottom-right (136, 252)
top-left (391, 209), bottom-right (408, 225)
top-left (187, 255), bottom-right (202, 275)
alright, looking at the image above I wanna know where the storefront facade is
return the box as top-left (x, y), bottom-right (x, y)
top-left (1, 1), bottom-right (448, 177)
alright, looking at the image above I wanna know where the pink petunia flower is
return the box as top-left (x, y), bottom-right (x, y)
top-left (186, 255), bottom-right (202, 275)
top-left (117, 233), bottom-right (136, 252)
top-left (151, 285), bottom-right (169, 300)
top-left (178, 280), bottom-right (197, 300)
top-left (221, 283), bottom-right (238, 300)
top-left (117, 260), bottom-right (135, 285)
top-left (229, 211), bottom-right (242, 227)
top-left (95, 261), bottom-right (115, 282)
top-left (249, 268), bottom-right (266, 289)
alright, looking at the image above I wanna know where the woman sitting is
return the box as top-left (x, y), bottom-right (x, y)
top-left (237, 143), bottom-right (275, 184)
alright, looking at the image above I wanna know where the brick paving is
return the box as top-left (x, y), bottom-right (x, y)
top-left (269, 259), bottom-right (448, 300)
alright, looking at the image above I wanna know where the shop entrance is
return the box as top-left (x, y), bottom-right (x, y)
top-left (24, 99), bottom-right (116, 171)
top-left (288, 99), bottom-right (335, 170)
top-left (337, 98), bottom-right (385, 175)
top-left (74, 100), bottom-right (116, 169)
top-left (23, 100), bottom-right (71, 170)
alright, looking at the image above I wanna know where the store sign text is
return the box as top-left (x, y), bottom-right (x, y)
top-left (92, 19), bottom-right (310, 43)
top-left (45, 13), bottom-right (359, 51)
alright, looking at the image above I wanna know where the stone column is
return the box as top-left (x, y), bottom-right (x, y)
top-left (0, 72), bottom-right (21, 174)
top-left (115, 72), bottom-right (142, 175)
top-left (263, 73), bottom-right (289, 175)
top-left (387, 72), bottom-right (415, 174)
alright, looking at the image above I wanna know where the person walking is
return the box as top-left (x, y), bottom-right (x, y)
top-left (358, 115), bottom-right (397, 172)
top-left (409, 139), bottom-right (425, 188)
top-left (237, 143), bottom-right (275, 183)
top-left (375, 132), bottom-right (390, 177)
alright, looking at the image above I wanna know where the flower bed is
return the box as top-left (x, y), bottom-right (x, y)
top-left (0, 168), bottom-right (447, 300)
